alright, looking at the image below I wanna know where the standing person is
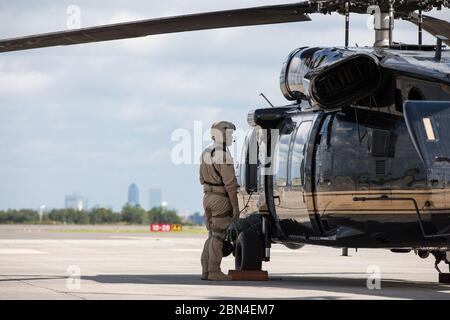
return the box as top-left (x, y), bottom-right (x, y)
top-left (200, 121), bottom-right (240, 281)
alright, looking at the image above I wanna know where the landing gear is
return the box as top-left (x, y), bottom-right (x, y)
top-left (431, 251), bottom-right (450, 273)
top-left (230, 214), bottom-right (270, 271)
top-left (235, 228), bottom-right (263, 271)
top-left (431, 250), bottom-right (450, 283)
top-left (416, 249), bottom-right (450, 283)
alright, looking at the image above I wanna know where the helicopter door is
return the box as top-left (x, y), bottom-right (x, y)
top-left (312, 114), bottom-right (335, 233)
top-left (404, 101), bottom-right (450, 231)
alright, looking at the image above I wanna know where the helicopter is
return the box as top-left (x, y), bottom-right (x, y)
top-left (1, 0), bottom-right (449, 281)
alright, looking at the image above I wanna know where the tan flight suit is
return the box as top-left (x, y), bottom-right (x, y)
top-left (200, 142), bottom-right (238, 275)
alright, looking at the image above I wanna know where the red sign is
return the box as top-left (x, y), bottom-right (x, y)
top-left (150, 224), bottom-right (182, 232)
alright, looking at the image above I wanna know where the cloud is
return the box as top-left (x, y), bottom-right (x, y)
top-left (0, 0), bottom-right (448, 212)
top-left (0, 66), bottom-right (55, 96)
top-left (113, 102), bottom-right (222, 128)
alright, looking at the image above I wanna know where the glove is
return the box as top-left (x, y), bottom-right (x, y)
top-left (228, 190), bottom-right (240, 221)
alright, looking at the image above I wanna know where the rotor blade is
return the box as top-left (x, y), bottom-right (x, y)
top-left (407, 13), bottom-right (450, 46)
top-left (0, 3), bottom-right (313, 53)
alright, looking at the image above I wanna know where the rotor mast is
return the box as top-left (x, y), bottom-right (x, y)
top-left (373, 1), bottom-right (395, 47)
top-left (374, 12), bottom-right (391, 47)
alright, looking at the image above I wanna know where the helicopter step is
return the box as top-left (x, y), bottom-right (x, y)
top-left (429, 250), bottom-right (450, 283)
top-left (228, 270), bottom-right (269, 281)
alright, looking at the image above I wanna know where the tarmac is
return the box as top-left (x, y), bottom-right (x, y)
top-left (0, 224), bottom-right (449, 300)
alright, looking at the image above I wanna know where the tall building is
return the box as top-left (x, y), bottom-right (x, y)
top-left (149, 188), bottom-right (162, 209)
top-left (127, 183), bottom-right (140, 207)
top-left (187, 212), bottom-right (204, 225)
top-left (65, 194), bottom-right (88, 211)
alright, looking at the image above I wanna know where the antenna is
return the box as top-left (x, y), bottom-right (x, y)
top-left (418, 9), bottom-right (423, 47)
top-left (259, 93), bottom-right (275, 108)
top-left (388, 1), bottom-right (394, 46)
top-left (345, 2), bottom-right (350, 48)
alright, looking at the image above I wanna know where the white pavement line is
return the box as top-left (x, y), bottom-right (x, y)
top-left (0, 249), bottom-right (47, 255)
top-left (0, 239), bottom-right (203, 245)
top-left (109, 236), bottom-right (160, 240)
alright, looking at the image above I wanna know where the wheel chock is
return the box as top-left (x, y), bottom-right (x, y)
top-left (439, 273), bottom-right (450, 284)
top-left (228, 270), bottom-right (269, 281)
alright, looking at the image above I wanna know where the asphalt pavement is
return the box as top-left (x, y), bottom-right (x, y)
top-left (0, 225), bottom-right (449, 300)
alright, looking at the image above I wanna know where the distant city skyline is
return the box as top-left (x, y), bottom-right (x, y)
top-left (127, 183), bottom-right (140, 207)
top-left (63, 185), bottom-right (170, 211)
top-left (187, 212), bottom-right (203, 225)
top-left (3, 184), bottom-right (186, 214)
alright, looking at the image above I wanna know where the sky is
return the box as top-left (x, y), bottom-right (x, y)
top-left (0, 1), bottom-right (448, 215)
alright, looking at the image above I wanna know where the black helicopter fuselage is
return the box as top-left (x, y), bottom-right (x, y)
top-left (237, 46), bottom-right (450, 250)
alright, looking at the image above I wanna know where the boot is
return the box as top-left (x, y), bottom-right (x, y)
top-left (208, 271), bottom-right (232, 281)
top-left (201, 272), bottom-right (208, 280)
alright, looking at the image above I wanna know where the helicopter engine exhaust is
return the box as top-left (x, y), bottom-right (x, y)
top-left (280, 47), bottom-right (382, 110)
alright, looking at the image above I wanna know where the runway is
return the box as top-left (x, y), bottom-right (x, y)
top-left (0, 225), bottom-right (449, 300)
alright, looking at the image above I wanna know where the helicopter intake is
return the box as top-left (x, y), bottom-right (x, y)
top-left (280, 47), bottom-right (382, 110)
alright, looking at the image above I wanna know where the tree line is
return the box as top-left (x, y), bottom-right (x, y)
top-left (0, 205), bottom-right (183, 225)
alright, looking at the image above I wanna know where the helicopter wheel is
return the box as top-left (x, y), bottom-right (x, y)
top-left (234, 229), bottom-right (263, 271)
